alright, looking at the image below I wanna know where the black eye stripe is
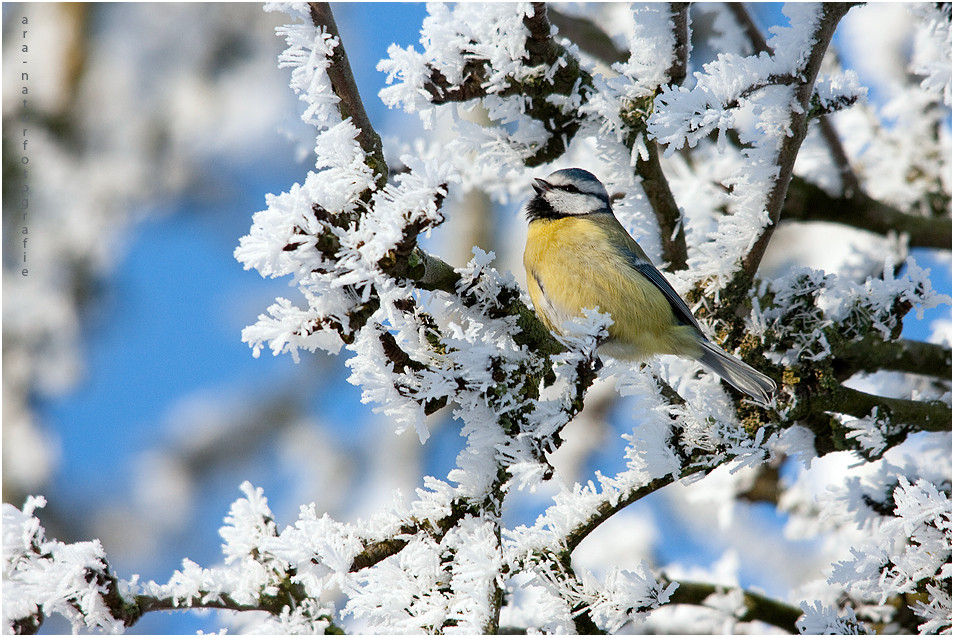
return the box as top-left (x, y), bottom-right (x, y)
top-left (552, 183), bottom-right (609, 205)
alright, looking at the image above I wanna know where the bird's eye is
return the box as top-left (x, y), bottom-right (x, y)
top-left (561, 184), bottom-right (581, 194)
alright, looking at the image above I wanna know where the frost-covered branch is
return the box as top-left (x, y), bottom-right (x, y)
top-left (754, 259), bottom-right (950, 455)
top-left (394, 2), bottom-right (593, 167)
top-left (727, 2), bottom-right (861, 197)
top-left (704, 3), bottom-right (948, 252)
top-left (826, 477), bottom-right (952, 634)
top-left (347, 497), bottom-right (480, 572)
top-left (3, 487), bottom-right (347, 634)
top-left (553, 371), bottom-right (769, 556)
top-left (409, 248), bottom-right (563, 357)
top-left (736, 3), bottom-right (857, 284)
top-left (308, 2), bottom-right (387, 189)
top-left (232, 9), bottom-right (615, 626)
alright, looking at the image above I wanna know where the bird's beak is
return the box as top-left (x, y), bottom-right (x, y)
top-left (532, 178), bottom-right (553, 194)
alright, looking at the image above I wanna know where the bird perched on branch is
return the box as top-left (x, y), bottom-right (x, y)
top-left (523, 167), bottom-right (776, 405)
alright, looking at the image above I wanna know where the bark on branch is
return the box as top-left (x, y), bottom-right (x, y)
top-left (308, 2), bottom-right (387, 189)
top-left (667, 3), bottom-right (691, 87)
top-left (814, 385), bottom-right (952, 433)
top-left (547, 8), bottom-right (626, 64)
top-left (637, 138), bottom-right (688, 271)
top-left (666, 580), bottom-right (803, 634)
top-left (782, 176), bottom-right (952, 250)
top-left (833, 334), bottom-right (952, 380)
top-left (739, 3), bottom-right (858, 284)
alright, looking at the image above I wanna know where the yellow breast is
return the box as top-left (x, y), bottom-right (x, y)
top-left (523, 216), bottom-right (699, 360)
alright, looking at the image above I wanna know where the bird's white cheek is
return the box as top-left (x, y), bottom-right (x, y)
top-left (545, 192), bottom-right (571, 212)
top-left (547, 192), bottom-right (602, 215)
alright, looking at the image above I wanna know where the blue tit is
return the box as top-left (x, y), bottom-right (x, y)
top-left (523, 167), bottom-right (776, 405)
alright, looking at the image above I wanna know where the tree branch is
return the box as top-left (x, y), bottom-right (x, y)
top-left (738, 3), bottom-right (857, 284)
top-left (420, 3), bottom-right (592, 166)
top-left (563, 474), bottom-right (683, 555)
top-left (415, 248), bottom-right (463, 292)
top-left (667, 3), bottom-right (691, 87)
top-left (27, 553), bottom-right (336, 634)
top-left (308, 2), bottom-right (387, 189)
top-left (726, 3), bottom-right (770, 56)
top-left (665, 580), bottom-right (803, 634)
top-left (559, 403), bottom-right (736, 558)
top-left (557, 376), bottom-right (744, 554)
top-left (727, 2), bottom-right (860, 197)
top-left (560, 557), bottom-right (607, 635)
top-left (833, 335), bottom-right (952, 380)
top-left (637, 137), bottom-right (688, 271)
top-left (411, 246), bottom-right (564, 357)
top-left (558, 6), bottom-right (689, 271)
top-left (349, 498), bottom-right (481, 572)
top-left (817, 110), bottom-right (862, 198)
top-left (781, 176), bottom-right (952, 250)
top-left (502, 6), bottom-right (691, 271)
top-left (547, 8), bottom-right (626, 64)
top-left (523, 2), bottom-right (559, 67)
top-left (814, 384), bottom-right (952, 433)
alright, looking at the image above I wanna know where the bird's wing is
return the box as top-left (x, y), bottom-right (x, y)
top-left (629, 258), bottom-right (703, 332)
top-left (606, 214), bottom-right (703, 333)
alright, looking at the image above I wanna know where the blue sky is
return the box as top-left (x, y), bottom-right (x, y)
top-left (39, 3), bottom-right (430, 497)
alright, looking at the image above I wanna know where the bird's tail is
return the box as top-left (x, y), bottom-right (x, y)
top-left (697, 340), bottom-right (776, 406)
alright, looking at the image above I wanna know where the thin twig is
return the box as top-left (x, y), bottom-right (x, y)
top-left (667, 3), bottom-right (691, 86)
top-left (818, 111), bottom-right (861, 198)
top-left (726, 3), bottom-right (770, 55)
top-left (308, 2), bottom-right (387, 189)
top-left (637, 138), bottom-right (689, 271)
